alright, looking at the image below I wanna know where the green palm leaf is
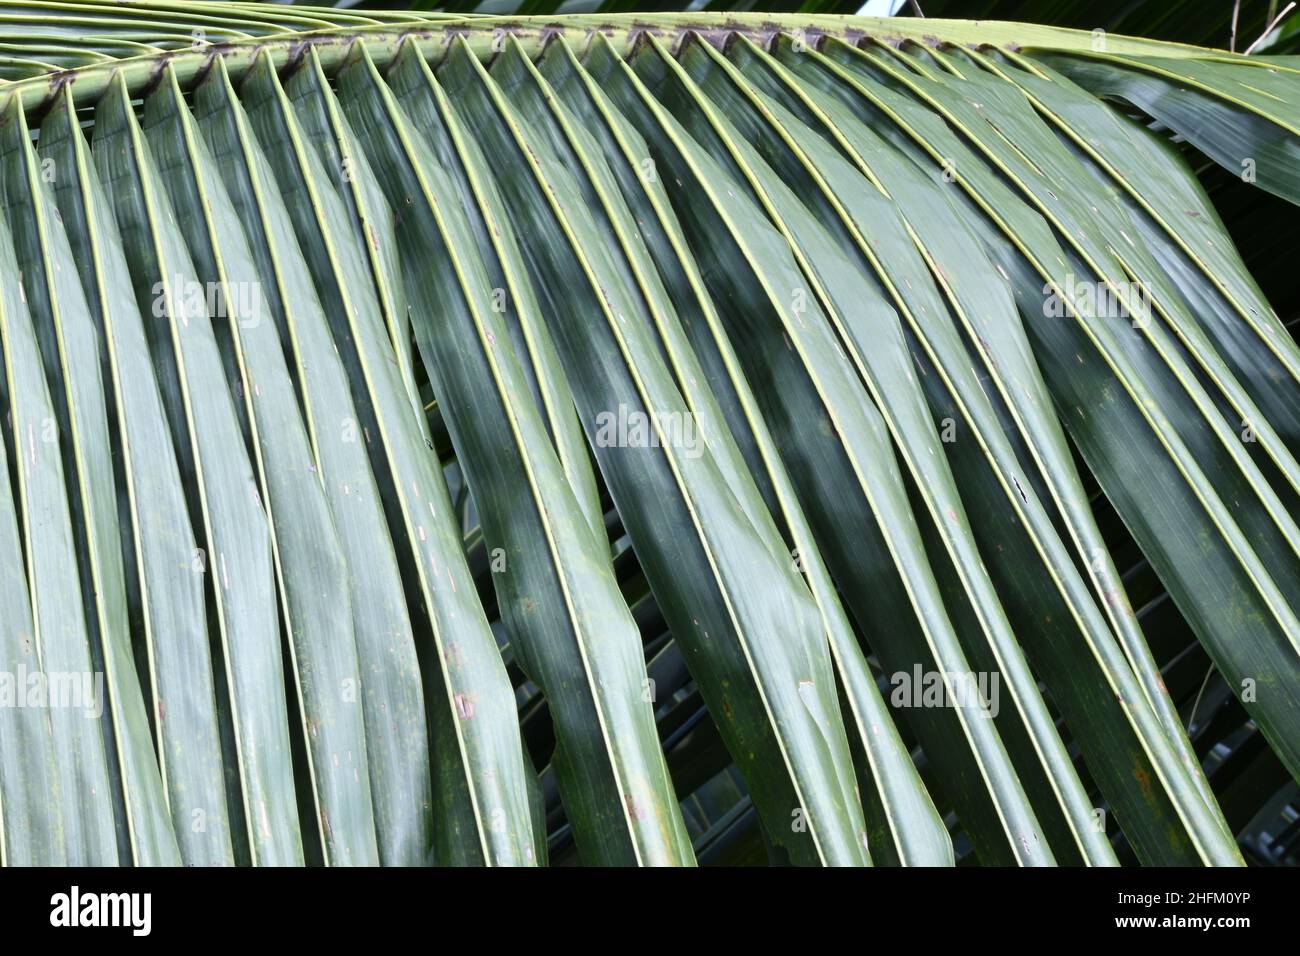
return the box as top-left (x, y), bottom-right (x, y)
top-left (0, 5), bottom-right (1296, 867)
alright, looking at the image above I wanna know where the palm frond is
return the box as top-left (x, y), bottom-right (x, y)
top-left (0, 5), bottom-right (1297, 866)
